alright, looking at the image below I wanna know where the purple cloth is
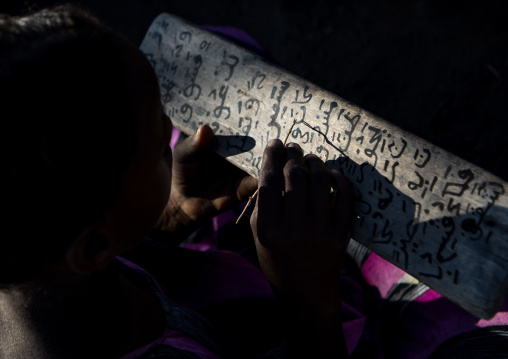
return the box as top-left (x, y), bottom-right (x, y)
top-left (361, 253), bottom-right (508, 358)
top-left (202, 26), bottom-right (267, 55)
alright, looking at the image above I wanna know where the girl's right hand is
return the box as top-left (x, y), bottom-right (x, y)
top-left (250, 139), bottom-right (354, 358)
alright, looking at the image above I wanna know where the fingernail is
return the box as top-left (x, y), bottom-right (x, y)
top-left (286, 143), bottom-right (303, 153)
top-left (194, 126), bottom-right (203, 144)
top-left (268, 139), bottom-right (283, 147)
top-left (305, 153), bottom-right (319, 159)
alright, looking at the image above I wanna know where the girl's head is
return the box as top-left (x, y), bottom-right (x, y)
top-left (0, 5), bottom-right (173, 284)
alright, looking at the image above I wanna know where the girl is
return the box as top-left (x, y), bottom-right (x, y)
top-left (0, 5), bottom-right (353, 358)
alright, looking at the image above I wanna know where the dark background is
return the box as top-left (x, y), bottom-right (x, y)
top-left (2, 0), bottom-right (507, 180)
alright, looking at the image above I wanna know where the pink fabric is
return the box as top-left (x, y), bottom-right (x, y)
top-left (362, 253), bottom-right (407, 297)
top-left (169, 127), bottom-right (181, 150)
top-left (414, 288), bottom-right (441, 303)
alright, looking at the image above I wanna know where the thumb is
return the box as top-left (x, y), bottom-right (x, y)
top-left (237, 175), bottom-right (258, 201)
top-left (174, 125), bottom-right (214, 163)
top-left (194, 124), bottom-right (214, 150)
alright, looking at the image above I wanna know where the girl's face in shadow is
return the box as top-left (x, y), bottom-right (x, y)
top-left (103, 40), bottom-right (174, 253)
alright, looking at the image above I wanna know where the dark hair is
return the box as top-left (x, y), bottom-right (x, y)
top-left (0, 5), bottom-right (139, 283)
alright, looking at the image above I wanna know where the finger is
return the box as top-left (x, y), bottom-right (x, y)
top-left (283, 143), bottom-right (307, 222)
top-left (236, 175), bottom-right (258, 201)
top-left (256, 139), bottom-right (284, 232)
top-left (173, 125), bottom-right (214, 163)
top-left (305, 154), bottom-right (331, 227)
top-left (330, 170), bottom-right (355, 237)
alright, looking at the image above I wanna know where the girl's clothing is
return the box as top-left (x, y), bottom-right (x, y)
top-left (117, 242), bottom-right (366, 358)
top-left (119, 238), bottom-right (508, 359)
top-left (118, 256), bottom-right (224, 359)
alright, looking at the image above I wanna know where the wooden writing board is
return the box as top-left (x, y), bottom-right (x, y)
top-left (140, 13), bottom-right (508, 319)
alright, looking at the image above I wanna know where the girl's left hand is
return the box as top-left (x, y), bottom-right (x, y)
top-left (156, 125), bottom-right (257, 239)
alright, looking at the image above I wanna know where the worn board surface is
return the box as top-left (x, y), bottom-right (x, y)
top-left (140, 13), bottom-right (508, 319)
